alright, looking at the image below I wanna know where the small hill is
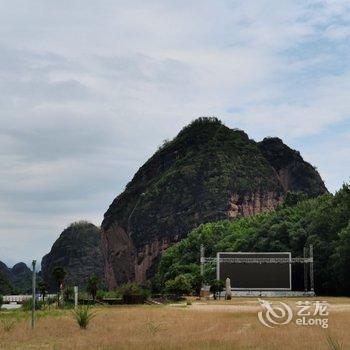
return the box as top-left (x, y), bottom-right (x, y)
top-left (0, 261), bottom-right (32, 294)
top-left (41, 221), bottom-right (105, 291)
top-left (101, 117), bottom-right (327, 289)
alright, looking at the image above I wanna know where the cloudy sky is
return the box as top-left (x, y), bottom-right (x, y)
top-left (1, 0), bottom-right (350, 266)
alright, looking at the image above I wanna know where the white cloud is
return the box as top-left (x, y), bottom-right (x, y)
top-left (0, 0), bottom-right (349, 265)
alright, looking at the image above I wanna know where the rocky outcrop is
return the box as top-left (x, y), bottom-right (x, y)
top-left (41, 221), bottom-right (105, 291)
top-left (258, 137), bottom-right (327, 197)
top-left (227, 190), bottom-right (283, 218)
top-left (0, 261), bottom-right (32, 294)
top-left (101, 117), bottom-right (328, 289)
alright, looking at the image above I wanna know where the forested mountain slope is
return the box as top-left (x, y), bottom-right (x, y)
top-left (101, 117), bottom-right (327, 289)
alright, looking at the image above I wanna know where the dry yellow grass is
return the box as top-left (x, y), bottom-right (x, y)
top-left (0, 298), bottom-right (349, 350)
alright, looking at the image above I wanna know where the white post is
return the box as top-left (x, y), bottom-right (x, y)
top-left (74, 286), bottom-right (78, 310)
top-left (225, 278), bottom-right (232, 300)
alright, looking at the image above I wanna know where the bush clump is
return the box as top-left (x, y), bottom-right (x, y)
top-left (118, 283), bottom-right (150, 304)
top-left (164, 275), bottom-right (192, 299)
top-left (73, 306), bottom-right (95, 329)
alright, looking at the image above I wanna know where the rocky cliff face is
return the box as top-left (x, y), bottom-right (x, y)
top-left (101, 117), bottom-right (327, 289)
top-left (41, 221), bottom-right (105, 291)
top-left (0, 261), bottom-right (32, 294)
top-left (258, 137), bottom-right (327, 197)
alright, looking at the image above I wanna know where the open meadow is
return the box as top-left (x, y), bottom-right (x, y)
top-left (1, 297), bottom-right (350, 350)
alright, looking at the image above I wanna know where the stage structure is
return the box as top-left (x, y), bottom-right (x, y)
top-left (200, 245), bottom-right (315, 296)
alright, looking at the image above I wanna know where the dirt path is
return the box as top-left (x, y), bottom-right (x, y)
top-left (189, 303), bottom-right (260, 313)
top-left (188, 302), bottom-right (350, 313)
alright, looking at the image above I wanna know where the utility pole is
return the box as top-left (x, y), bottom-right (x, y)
top-left (31, 260), bottom-right (36, 329)
top-left (303, 246), bottom-right (308, 292)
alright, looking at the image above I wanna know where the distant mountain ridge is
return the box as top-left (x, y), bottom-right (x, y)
top-left (101, 117), bottom-right (327, 289)
top-left (0, 261), bottom-right (32, 294)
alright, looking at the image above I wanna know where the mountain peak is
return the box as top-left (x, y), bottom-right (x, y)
top-left (41, 221), bottom-right (105, 291)
top-left (101, 118), bottom-right (327, 289)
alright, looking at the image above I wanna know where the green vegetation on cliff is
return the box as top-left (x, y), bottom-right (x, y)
top-left (103, 118), bottom-right (284, 244)
top-left (102, 117), bottom-right (327, 286)
top-left (156, 184), bottom-right (350, 295)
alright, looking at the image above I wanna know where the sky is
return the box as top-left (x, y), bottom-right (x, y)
top-left (1, 0), bottom-right (350, 267)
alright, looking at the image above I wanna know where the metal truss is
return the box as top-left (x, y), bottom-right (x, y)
top-left (200, 244), bottom-right (315, 292)
top-left (201, 257), bottom-right (313, 264)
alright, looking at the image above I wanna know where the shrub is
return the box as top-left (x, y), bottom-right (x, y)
top-left (46, 296), bottom-right (57, 305)
top-left (22, 298), bottom-right (43, 311)
top-left (64, 287), bottom-right (74, 301)
top-left (209, 280), bottom-right (225, 300)
top-left (118, 283), bottom-right (150, 304)
top-left (164, 275), bottom-right (192, 298)
top-left (38, 280), bottom-right (48, 303)
top-left (145, 319), bottom-right (163, 335)
top-left (326, 335), bottom-right (342, 350)
top-left (96, 290), bottom-right (122, 301)
top-left (96, 289), bottom-right (105, 301)
top-left (73, 306), bottom-right (95, 329)
top-left (87, 275), bottom-right (100, 303)
top-left (0, 294), bottom-right (3, 308)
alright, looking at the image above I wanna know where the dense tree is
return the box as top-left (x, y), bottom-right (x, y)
top-left (38, 280), bottom-right (48, 303)
top-left (156, 184), bottom-right (350, 295)
top-left (52, 266), bottom-right (67, 306)
top-left (209, 280), bottom-right (225, 300)
top-left (64, 286), bottom-right (74, 301)
top-left (117, 283), bottom-right (150, 304)
top-left (164, 275), bottom-right (192, 298)
top-left (87, 275), bottom-right (99, 303)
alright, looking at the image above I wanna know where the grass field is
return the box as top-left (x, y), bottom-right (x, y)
top-left (0, 297), bottom-right (349, 349)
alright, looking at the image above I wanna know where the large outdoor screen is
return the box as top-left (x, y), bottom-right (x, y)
top-left (217, 252), bottom-right (292, 290)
